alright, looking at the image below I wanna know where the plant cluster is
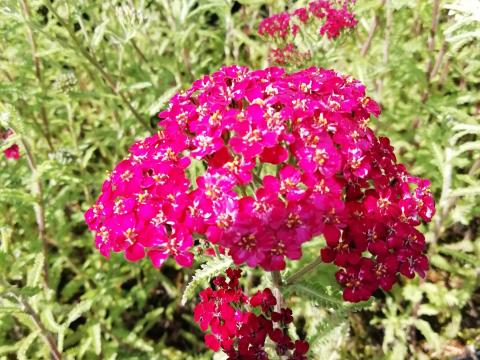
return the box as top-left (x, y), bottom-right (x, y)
top-left (2, 0), bottom-right (479, 359)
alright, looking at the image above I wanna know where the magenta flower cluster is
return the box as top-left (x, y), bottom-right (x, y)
top-left (85, 65), bottom-right (435, 302)
top-left (258, 0), bottom-right (357, 41)
top-left (1, 129), bottom-right (20, 160)
top-left (194, 268), bottom-right (309, 359)
top-left (269, 43), bottom-right (312, 67)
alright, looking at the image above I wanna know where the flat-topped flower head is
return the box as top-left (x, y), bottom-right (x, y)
top-left (86, 65), bottom-right (435, 302)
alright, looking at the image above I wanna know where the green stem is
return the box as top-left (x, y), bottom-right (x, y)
top-left (212, 245), bottom-right (221, 258)
top-left (432, 144), bottom-right (453, 245)
top-left (44, 3), bottom-right (150, 131)
top-left (271, 271), bottom-right (284, 312)
top-left (0, 282), bottom-right (61, 360)
top-left (19, 0), bottom-right (55, 151)
top-left (19, 296), bottom-right (62, 360)
top-left (19, 137), bottom-right (50, 287)
top-left (131, 38), bottom-right (156, 75)
top-left (66, 104), bottom-right (92, 204)
top-left (284, 256), bottom-right (322, 286)
top-left (182, 47), bottom-right (194, 82)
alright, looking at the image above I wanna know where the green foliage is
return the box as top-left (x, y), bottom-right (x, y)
top-left (181, 255), bottom-right (232, 306)
top-left (1, 0), bottom-right (479, 359)
top-left (283, 259), bottom-right (373, 313)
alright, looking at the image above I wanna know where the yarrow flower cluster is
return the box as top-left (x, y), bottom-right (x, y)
top-left (258, 1), bottom-right (356, 66)
top-left (258, 0), bottom-right (357, 41)
top-left (1, 129), bottom-right (20, 160)
top-left (194, 268), bottom-right (309, 359)
top-left (269, 44), bottom-right (312, 67)
top-left (85, 65), bottom-right (435, 302)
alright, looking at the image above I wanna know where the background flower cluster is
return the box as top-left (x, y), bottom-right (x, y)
top-left (258, 0), bottom-right (357, 65)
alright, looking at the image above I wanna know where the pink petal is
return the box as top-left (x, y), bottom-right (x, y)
top-left (174, 252), bottom-right (194, 267)
top-left (125, 243), bottom-right (145, 262)
top-left (148, 249), bottom-right (169, 268)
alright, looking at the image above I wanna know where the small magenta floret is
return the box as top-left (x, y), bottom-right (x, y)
top-left (1, 129), bottom-right (20, 160)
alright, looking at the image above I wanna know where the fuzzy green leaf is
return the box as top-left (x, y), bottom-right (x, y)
top-left (17, 331), bottom-right (38, 360)
top-left (27, 254), bottom-right (44, 288)
top-left (65, 300), bottom-right (93, 327)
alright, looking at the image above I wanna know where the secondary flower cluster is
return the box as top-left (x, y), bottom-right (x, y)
top-left (1, 129), bottom-right (20, 160)
top-left (269, 44), bottom-right (312, 67)
top-left (258, 1), bottom-right (356, 66)
top-left (194, 268), bottom-right (309, 359)
top-left (258, 0), bottom-right (357, 41)
top-left (85, 64), bottom-right (435, 302)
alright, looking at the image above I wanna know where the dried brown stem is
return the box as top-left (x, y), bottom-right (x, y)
top-left (425, 0), bottom-right (442, 77)
top-left (421, 2), bottom-right (446, 105)
top-left (438, 58), bottom-right (450, 89)
top-left (360, 0), bottom-right (386, 57)
top-left (0, 280), bottom-right (61, 360)
top-left (430, 41), bottom-right (447, 81)
top-left (19, 297), bottom-right (62, 360)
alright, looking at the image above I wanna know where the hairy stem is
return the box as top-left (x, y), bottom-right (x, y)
top-left (0, 280), bottom-right (61, 360)
top-left (426, 0), bottom-right (442, 70)
top-left (360, 0), bottom-right (386, 57)
top-left (410, 0), bottom-right (423, 36)
top-left (383, 1), bottom-right (393, 65)
top-left (432, 145), bottom-right (453, 244)
top-left (468, 158), bottom-right (480, 177)
top-left (182, 47), bottom-right (194, 82)
top-left (19, 296), bottom-right (62, 360)
top-left (131, 39), bottom-right (150, 69)
top-left (284, 256), bottom-right (323, 286)
top-left (44, 3), bottom-right (150, 131)
top-left (224, 1), bottom-right (234, 64)
top-left (271, 271), bottom-right (284, 312)
top-left (422, 0), bottom-right (442, 103)
top-left (66, 104), bottom-right (92, 204)
top-left (19, 0), bottom-right (55, 152)
top-left (429, 40), bottom-right (447, 81)
top-left (212, 245), bottom-right (221, 258)
top-left (19, 137), bottom-right (50, 286)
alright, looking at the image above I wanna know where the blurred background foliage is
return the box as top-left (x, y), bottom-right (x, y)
top-left (0, 0), bottom-right (479, 359)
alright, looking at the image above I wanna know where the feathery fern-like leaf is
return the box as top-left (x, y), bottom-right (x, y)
top-left (181, 255), bottom-right (232, 305)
